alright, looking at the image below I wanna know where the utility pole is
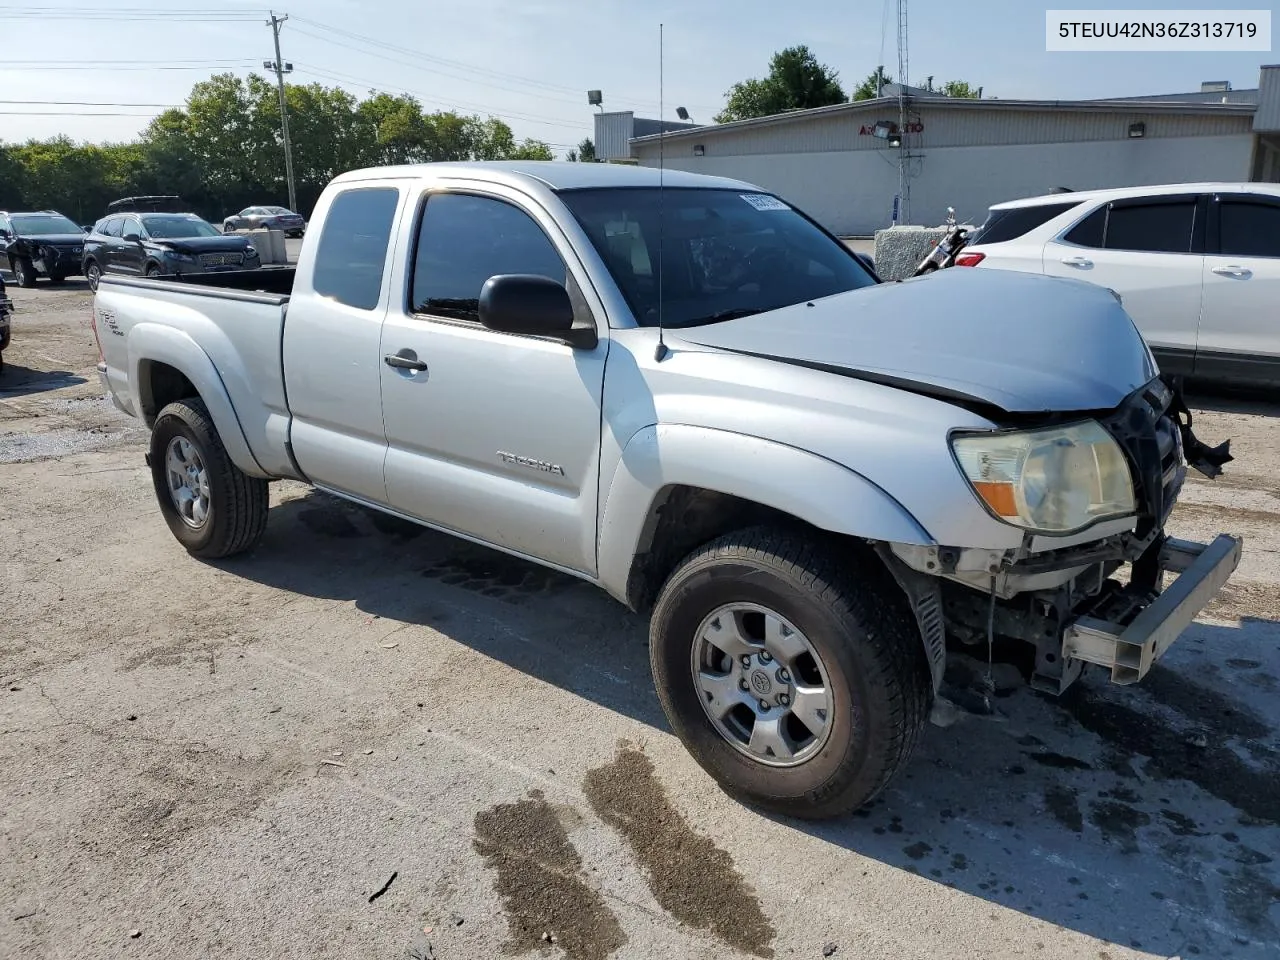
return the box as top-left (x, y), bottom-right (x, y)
top-left (896, 0), bottom-right (910, 225)
top-left (266, 12), bottom-right (297, 212)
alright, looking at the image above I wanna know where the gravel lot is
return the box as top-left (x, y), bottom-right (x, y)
top-left (1, 276), bottom-right (1278, 960)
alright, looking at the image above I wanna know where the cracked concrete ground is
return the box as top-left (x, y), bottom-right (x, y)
top-left (1, 278), bottom-right (1278, 960)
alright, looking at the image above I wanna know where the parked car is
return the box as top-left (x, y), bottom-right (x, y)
top-left (82, 211), bottom-right (261, 290)
top-left (92, 161), bottom-right (1240, 820)
top-left (222, 205), bottom-right (306, 237)
top-left (957, 182), bottom-right (1280, 388)
top-left (0, 272), bottom-right (11, 369)
top-left (0, 210), bottom-right (88, 287)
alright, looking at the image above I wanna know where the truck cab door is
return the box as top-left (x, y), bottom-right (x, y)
top-left (281, 184), bottom-right (407, 505)
top-left (378, 188), bottom-right (608, 575)
top-left (1042, 195), bottom-right (1206, 377)
top-left (1198, 192), bottom-right (1280, 386)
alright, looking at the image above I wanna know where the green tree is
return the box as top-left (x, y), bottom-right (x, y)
top-left (852, 67), bottom-right (892, 101)
top-left (715, 45), bottom-right (845, 122)
top-left (941, 80), bottom-right (981, 99)
top-left (3, 73), bottom-right (563, 222)
top-left (566, 137), bottom-right (596, 162)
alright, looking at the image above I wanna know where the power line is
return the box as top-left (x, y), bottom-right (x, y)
top-left (4, 63), bottom-right (258, 72)
top-left (291, 64), bottom-right (588, 132)
top-left (0, 99), bottom-right (180, 107)
top-left (291, 16), bottom-right (715, 117)
top-left (0, 110), bottom-right (165, 116)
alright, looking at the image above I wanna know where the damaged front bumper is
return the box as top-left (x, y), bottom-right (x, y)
top-left (1062, 534), bottom-right (1242, 686)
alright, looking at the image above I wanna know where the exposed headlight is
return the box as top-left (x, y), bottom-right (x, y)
top-left (244, 245), bottom-right (258, 257)
top-left (951, 420), bottom-right (1135, 534)
top-left (166, 250), bottom-right (196, 262)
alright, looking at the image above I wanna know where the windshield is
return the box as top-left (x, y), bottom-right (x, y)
top-left (141, 215), bottom-right (219, 239)
top-left (10, 214), bottom-right (81, 236)
top-left (559, 187), bottom-right (877, 327)
top-left (265, 206), bottom-right (292, 214)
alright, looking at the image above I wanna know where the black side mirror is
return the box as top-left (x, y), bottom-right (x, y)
top-left (479, 274), bottom-right (591, 346)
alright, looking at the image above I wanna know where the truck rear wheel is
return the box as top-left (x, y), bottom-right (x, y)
top-left (649, 526), bottom-right (931, 819)
top-left (149, 398), bottom-right (269, 559)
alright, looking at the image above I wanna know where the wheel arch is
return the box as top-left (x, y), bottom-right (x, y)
top-left (598, 424), bottom-right (933, 612)
top-left (128, 324), bottom-right (269, 478)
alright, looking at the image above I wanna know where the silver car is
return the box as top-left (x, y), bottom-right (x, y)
top-left (222, 205), bottom-right (306, 238)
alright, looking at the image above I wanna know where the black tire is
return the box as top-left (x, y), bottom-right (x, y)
top-left (14, 256), bottom-right (36, 288)
top-left (149, 398), bottom-right (269, 559)
top-left (144, 263), bottom-right (161, 278)
top-left (85, 260), bottom-right (101, 291)
top-left (649, 526), bottom-right (932, 819)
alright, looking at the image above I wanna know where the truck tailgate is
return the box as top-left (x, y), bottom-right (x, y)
top-left (94, 275), bottom-right (297, 479)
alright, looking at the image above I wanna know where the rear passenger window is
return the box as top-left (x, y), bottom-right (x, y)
top-left (101, 217), bottom-right (123, 238)
top-left (411, 193), bottom-right (567, 323)
top-left (312, 187), bottom-right (399, 310)
top-left (1063, 207), bottom-right (1106, 248)
top-left (973, 202), bottom-right (1081, 245)
top-left (1218, 201), bottom-right (1280, 258)
top-left (1104, 202), bottom-right (1197, 253)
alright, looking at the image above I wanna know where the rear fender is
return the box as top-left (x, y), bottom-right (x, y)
top-left (597, 423), bottom-right (933, 603)
top-left (127, 322), bottom-right (268, 478)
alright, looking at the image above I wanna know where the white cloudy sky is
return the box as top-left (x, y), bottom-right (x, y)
top-left (1, 0), bottom-right (1273, 155)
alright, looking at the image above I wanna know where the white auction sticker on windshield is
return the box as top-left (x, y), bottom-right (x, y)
top-left (740, 194), bottom-right (790, 211)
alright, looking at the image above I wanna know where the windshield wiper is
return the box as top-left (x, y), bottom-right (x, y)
top-left (680, 307), bottom-right (763, 326)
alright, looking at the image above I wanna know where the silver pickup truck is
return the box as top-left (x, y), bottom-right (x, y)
top-left (93, 161), bottom-right (1242, 819)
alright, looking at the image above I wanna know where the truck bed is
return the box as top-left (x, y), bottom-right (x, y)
top-left (110, 266), bottom-right (296, 299)
top-left (95, 270), bottom-right (298, 481)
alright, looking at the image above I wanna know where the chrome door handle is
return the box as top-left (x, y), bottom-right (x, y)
top-left (1211, 265), bottom-right (1251, 278)
top-left (1060, 256), bottom-right (1093, 267)
top-left (384, 351), bottom-right (428, 372)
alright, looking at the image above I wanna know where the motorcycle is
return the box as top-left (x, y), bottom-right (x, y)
top-left (912, 207), bottom-right (973, 277)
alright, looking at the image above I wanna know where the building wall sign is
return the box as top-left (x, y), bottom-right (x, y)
top-left (859, 121), bottom-right (925, 135)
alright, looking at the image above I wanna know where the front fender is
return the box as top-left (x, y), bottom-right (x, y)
top-left (127, 322), bottom-right (268, 478)
top-left (596, 423), bottom-right (933, 602)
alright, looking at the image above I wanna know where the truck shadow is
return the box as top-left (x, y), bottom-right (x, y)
top-left (223, 489), bottom-right (1280, 959)
top-left (0, 362), bottom-right (88, 396)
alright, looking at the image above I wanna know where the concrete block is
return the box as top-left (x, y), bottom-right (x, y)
top-left (873, 226), bottom-right (950, 281)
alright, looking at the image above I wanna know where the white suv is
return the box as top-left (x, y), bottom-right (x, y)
top-left (958, 183), bottom-right (1280, 388)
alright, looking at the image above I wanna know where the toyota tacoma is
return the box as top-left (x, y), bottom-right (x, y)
top-left (91, 162), bottom-right (1242, 819)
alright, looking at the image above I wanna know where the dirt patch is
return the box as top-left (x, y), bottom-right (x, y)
top-left (1088, 800), bottom-right (1151, 854)
top-left (1044, 786), bottom-right (1083, 833)
top-left (1061, 690), bottom-right (1280, 824)
top-left (1158, 809), bottom-right (1206, 837)
top-left (583, 747), bottom-right (775, 958)
top-left (472, 790), bottom-right (626, 960)
top-left (1024, 751), bottom-right (1093, 771)
top-left (1140, 665), bottom-right (1270, 741)
top-left (1204, 579), bottom-right (1280, 623)
top-left (903, 841), bottom-right (931, 860)
top-left (1222, 865), bottom-right (1280, 936)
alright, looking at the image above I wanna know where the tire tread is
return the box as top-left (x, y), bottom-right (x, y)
top-left (151, 398), bottom-right (268, 558)
top-left (650, 525), bottom-right (932, 818)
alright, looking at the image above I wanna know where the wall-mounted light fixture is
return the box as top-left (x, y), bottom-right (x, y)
top-left (693, 144), bottom-right (705, 156)
top-left (1128, 122), bottom-right (1146, 139)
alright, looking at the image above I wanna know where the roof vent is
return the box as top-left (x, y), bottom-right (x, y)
top-left (1201, 80), bottom-right (1231, 93)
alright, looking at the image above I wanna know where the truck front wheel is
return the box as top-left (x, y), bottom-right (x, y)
top-left (149, 398), bottom-right (269, 559)
top-left (649, 527), bottom-right (932, 819)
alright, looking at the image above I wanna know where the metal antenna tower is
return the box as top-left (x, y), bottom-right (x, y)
top-left (896, 0), bottom-right (910, 224)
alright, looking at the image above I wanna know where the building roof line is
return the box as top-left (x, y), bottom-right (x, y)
top-left (629, 95), bottom-right (1258, 144)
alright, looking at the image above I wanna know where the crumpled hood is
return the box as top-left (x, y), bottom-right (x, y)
top-left (155, 235), bottom-right (253, 255)
top-left (29, 233), bottom-right (86, 246)
top-left (677, 268), bottom-right (1158, 414)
